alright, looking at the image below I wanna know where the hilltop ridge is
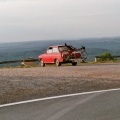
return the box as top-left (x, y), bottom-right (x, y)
top-left (0, 37), bottom-right (120, 63)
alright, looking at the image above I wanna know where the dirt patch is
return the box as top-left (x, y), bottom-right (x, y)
top-left (0, 64), bottom-right (120, 104)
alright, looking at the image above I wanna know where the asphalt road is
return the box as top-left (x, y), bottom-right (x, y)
top-left (0, 89), bottom-right (120, 120)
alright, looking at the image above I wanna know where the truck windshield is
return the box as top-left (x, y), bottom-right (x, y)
top-left (59, 46), bottom-right (69, 52)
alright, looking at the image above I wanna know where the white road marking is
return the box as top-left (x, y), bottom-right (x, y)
top-left (0, 88), bottom-right (120, 108)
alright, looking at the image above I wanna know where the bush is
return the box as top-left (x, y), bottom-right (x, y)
top-left (98, 52), bottom-right (114, 61)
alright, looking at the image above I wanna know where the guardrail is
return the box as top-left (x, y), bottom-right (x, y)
top-left (95, 56), bottom-right (120, 62)
top-left (0, 58), bottom-right (38, 65)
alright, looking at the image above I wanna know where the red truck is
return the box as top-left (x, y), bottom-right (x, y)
top-left (38, 43), bottom-right (87, 67)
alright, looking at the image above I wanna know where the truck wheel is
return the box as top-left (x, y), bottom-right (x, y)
top-left (55, 59), bottom-right (61, 67)
top-left (39, 59), bottom-right (45, 67)
top-left (72, 62), bottom-right (77, 66)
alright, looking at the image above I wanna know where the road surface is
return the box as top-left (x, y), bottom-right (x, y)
top-left (0, 89), bottom-right (120, 120)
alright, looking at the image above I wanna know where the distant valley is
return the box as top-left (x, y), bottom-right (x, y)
top-left (0, 37), bottom-right (120, 66)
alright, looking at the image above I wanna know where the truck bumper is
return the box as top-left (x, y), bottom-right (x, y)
top-left (63, 59), bottom-right (82, 63)
top-left (70, 59), bottom-right (83, 62)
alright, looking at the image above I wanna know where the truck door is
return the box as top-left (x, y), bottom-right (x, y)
top-left (51, 47), bottom-right (60, 62)
top-left (44, 47), bottom-right (52, 63)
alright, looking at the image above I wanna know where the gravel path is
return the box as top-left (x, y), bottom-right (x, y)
top-left (0, 64), bottom-right (120, 104)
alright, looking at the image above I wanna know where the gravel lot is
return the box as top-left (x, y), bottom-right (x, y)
top-left (0, 64), bottom-right (120, 104)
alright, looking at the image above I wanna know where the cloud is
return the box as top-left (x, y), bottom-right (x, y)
top-left (0, 0), bottom-right (120, 42)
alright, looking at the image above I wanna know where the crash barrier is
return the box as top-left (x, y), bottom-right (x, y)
top-left (0, 58), bottom-right (38, 66)
top-left (95, 56), bottom-right (120, 62)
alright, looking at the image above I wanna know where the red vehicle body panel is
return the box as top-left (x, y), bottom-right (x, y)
top-left (39, 46), bottom-right (63, 63)
top-left (38, 45), bottom-right (86, 66)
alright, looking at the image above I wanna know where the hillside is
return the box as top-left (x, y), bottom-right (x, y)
top-left (0, 37), bottom-right (120, 52)
top-left (0, 37), bottom-right (120, 66)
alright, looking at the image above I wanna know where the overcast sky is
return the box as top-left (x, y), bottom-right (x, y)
top-left (0, 0), bottom-right (120, 42)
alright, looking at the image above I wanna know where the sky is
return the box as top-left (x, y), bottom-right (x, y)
top-left (0, 0), bottom-right (120, 42)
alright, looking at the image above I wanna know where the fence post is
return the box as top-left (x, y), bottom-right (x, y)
top-left (95, 57), bottom-right (98, 62)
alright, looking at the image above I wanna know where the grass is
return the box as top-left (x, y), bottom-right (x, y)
top-left (1, 60), bottom-right (120, 69)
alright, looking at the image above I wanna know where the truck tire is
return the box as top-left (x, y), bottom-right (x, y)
top-left (39, 59), bottom-right (45, 67)
top-left (72, 62), bottom-right (77, 66)
top-left (55, 59), bottom-right (61, 67)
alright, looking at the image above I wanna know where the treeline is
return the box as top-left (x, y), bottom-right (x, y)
top-left (0, 37), bottom-right (120, 64)
top-left (86, 48), bottom-right (120, 61)
top-left (0, 48), bottom-right (120, 62)
top-left (0, 49), bottom-right (45, 62)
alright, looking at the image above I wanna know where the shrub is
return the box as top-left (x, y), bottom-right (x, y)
top-left (98, 52), bottom-right (114, 61)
